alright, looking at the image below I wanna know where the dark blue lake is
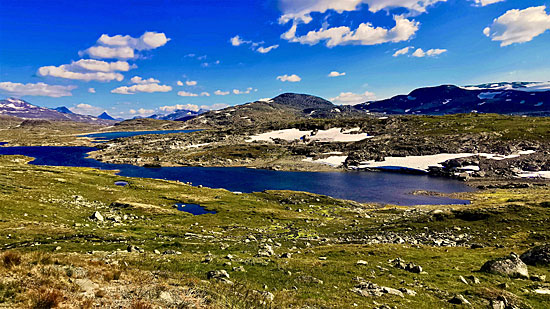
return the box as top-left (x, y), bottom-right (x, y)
top-left (81, 130), bottom-right (200, 142)
top-left (0, 146), bottom-right (474, 205)
top-left (177, 203), bottom-right (216, 215)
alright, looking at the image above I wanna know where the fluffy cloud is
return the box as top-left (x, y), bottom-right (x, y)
top-left (177, 80), bottom-right (184, 86)
top-left (233, 88), bottom-right (253, 95)
top-left (38, 66), bottom-right (124, 82)
top-left (230, 35), bottom-right (250, 46)
top-left (130, 76), bottom-right (160, 84)
top-left (214, 90), bottom-right (230, 96)
top-left (328, 71), bottom-right (346, 77)
top-left (278, 0), bottom-right (445, 24)
top-left (129, 108), bottom-right (155, 116)
top-left (186, 80), bottom-right (198, 86)
top-left (206, 103), bottom-right (230, 110)
top-left (230, 35), bottom-right (279, 53)
top-left (411, 48), bottom-right (447, 57)
top-left (82, 46), bottom-right (135, 59)
top-left (277, 74), bottom-right (302, 82)
top-left (69, 103), bottom-right (104, 115)
top-left (81, 31), bottom-right (170, 59)
top-left (282, 15), bottom-right (419, 47)
top-left (88, 88), bottom-right (96, 93)
top-left (200, 92), bottom-right (211, 97)
top-left (98, 32), bottom-right (170, 50)
top-left (256, 45), bottom-right (279, 53)
top-left (0, 81), bottom-right (76, 97)
top-left (111, 76), bottom-right (172, 94)
top-left (330, 91), bottom-right (376, 105)
top-left (159, 104), bottom-right (200, 112)
top-left (473, 0), bottom-right (504, 6)
top-left (392, 46), bottom-right (413, 56)
top-left (68, 59), bottom-right (132, 72)
top-left (177, 91), bottom-right (198, 97)
top-left (37, 59), bottom-right (131, 82)
top-left (484, 6), bottom-right (550, 47)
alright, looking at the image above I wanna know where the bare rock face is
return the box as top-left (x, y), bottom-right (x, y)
top-left (520, 244), bottom-right (550, 266)
top-left (480, 253), bottom-right (529, 278)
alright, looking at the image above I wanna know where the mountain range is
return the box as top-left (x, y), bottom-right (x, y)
top-left (355, 82), bottom-right (550, 116)
top-left (0, 98), bottom-right (116, 125)
top-left (1, 81), bottom-right (548, 127)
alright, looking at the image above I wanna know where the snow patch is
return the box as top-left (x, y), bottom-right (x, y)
top-left (247, 128), bottom-right (371, 143)
top-left (303, 155), bottom-right (348, 167)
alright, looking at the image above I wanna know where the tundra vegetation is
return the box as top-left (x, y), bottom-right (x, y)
top-left (0, 112), bottom-right (549, 308)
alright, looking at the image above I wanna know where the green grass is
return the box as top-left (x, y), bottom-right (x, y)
top-left (0, 154), bottom-right (549, 308)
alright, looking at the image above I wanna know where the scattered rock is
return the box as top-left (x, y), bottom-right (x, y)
top-left (207, 270), bottom-right (230, 280)
top-left (480, 253), bottom-right (529, 278)
top-left (90, 211), bottom-right (104, 222)
top-left (390, 258), bottom-right (422, 273)
top-left (257, 244), bottom-right (275, 257)
top-left (520, 244), bottom-right (550, 266)
top-left (351, 280), bottom-right (405, 298)
top-left (448, 294), bottom-right (470, 305)
top-left (75, 278), bottom-right (98, 295)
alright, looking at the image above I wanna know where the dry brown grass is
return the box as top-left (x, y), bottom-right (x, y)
top-left (30, 288), bottom-right (64, 309)
top-left (0, 252), bottom-right (210, 308)
top-left (1, 251), bottom-right (21, 268)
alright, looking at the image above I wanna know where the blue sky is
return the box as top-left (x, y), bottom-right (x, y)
top-left (1, 0), bottom-right (549, 118)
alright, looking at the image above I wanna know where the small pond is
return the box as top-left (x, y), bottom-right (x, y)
top-left (176, 203), bottom-right (216, 215)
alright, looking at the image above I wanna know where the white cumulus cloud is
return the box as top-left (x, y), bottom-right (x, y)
top-left (81, 31), bottom-right (170, 59)
top-left (393, 46), bottom-right (413, 57)
top-left (130, 76), bottom-right (160, 84)
top-left (111, 76), bottom-right (172, 95)
top-left (177, 80), bottom-right (184, 86)
top-left (256, 45), bottom-right (279, 53)
top-left (473, 0), bottom-right (505, 7)
top-left (278, 0), bottom-right (445, 24)
top-left (0, 81), bottom-right (76, 97)
top-left (233, 87), bottom-right (253, 94)
top-left (88, 88), bottom-right (96, 93)
top-left (129, 108), bottom-right (155, 116)
top-left (411, 48), bottom-right (447, 57)
top-left (328, 71), bottom-right (346, 77)
top-left (230, 35), bottom-right (279, 53)
top-left (230, 35), bottom-right (250, 46)
top-left (484, 6), bottom-right (550, 46)
top-left (37, 59), bottom-right (133, 82)
top-left (277, 74), bottom-right (302, 82)
top-left (214, 90), bottom-right (230, 96)
top-left (186, 80), bottom-right (198, 86)
top-left (282, 15), bottom-right (419, 47)
top-left (177, 91), bottom-right (199, 97)
top-left (330, 91), bottom-right (376, 105)
top-left (159, 104), bottom-right (200, 112)
top-left (69, 103), bottom-right (105, 115)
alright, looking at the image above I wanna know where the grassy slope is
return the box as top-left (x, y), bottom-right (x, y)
top-left (0, 155), bottom-right (549, 308)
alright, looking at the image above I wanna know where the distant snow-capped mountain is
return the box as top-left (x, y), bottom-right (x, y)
top-left (0, 98), bottom-right (117, 125)
top-left (148, 108), bottom-right (209, 121)
top-left (354, 82), bottom-right (550, 116)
